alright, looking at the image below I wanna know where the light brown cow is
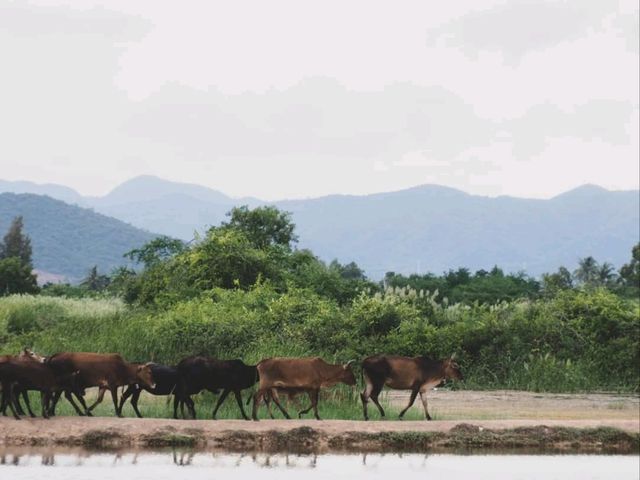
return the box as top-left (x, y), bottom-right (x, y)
top-left (252, 357), bottom-right (356, 420)
top-left (360, 354), bottom-right (463, 420)
top-left (46, 352), bottom-right (155, 417)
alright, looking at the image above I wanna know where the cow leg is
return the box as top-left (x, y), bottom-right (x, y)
top-left (399, 389), bottom-right (419, 419)
top-left (22, 390), bottom-right (36, 418)
top-left (233, 390), bottom-right (250, 421)
top-left (41, 391), bottom-right (51, 419)
top-left (184, 395), bottom-right (196, 419)
top-left (263, 391), bottom-right (275, 419)
top-left (49, 390), bottom-right (63, 416)
top-left (419, 391), bottom-right (432, 420)
top-left (110, 387), bottom-right (121, 417)
top-left (310, 389), bottom-right (321, 420)
top-left (369, 383), bottom-right (385, 418)
top-left (130, 389), bottom-right (143, 418)
top-left (360, 375), bottom-right (378, 420)
top-left (87, 387), bottom-right (107, 412)
top-left (269, 390), bottom-right (291, 419)
top-left (212, 388), bottom-right (230, 419)
top-left (66, 390), bottom-right (91, 416)
top-left (118, 386), bottom-right (134, 416)
top-left (6, 384), bottom-right (20, 420)
top-left (173, 394), bottom-right (180, 419)
top-left (251, 390), bottom-right (265, 421)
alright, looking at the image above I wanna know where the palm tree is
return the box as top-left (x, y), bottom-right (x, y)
top-left (597, 262), bottom-right (617, 287)
top-left (574, 256), bottom-right (599, 286)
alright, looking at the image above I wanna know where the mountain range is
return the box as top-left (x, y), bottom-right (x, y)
top-left (0, 176), bottom-right (638, 281)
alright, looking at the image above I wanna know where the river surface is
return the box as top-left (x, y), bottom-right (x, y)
top-left (0, 451), bottom-right (637, 479)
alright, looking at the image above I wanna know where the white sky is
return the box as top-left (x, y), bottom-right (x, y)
top-left (1, 0), bottom-right (638, 200)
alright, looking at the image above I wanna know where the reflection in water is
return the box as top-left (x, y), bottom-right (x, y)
top-left (0, 450), bottom-right (637, 479)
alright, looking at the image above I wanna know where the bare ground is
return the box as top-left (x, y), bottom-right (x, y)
top-left (1, 391), bottom-right (638, 454)
top-left (385, 389), bottom-right (640, 421)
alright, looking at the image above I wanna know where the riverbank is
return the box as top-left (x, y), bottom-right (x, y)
top-left (1, 417), bottom-right (638, 454)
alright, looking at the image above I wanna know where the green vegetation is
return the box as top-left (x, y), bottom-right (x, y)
top-left (0, 216), bottom-right (38, 295)
top-left (0, 205), bottom-right (638, 422)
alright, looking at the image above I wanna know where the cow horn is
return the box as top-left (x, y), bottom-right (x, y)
top-left (345, 359), bottom-right (356, 367)
top-left (450, 352), bottom-right (457, 360)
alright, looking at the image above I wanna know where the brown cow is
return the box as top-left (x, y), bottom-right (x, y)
top-left (46, 352), bottom-right (155, 417)
top-left (360, 354), bottom-right (462, 420)
top-left (252, 357), bottom-right (356, 421)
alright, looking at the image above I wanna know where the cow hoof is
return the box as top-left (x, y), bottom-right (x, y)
top-left (252, 417), bottom-right (259, 422)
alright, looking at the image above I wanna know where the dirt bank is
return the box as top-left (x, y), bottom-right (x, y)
top-left (2, 390), bottom-right (638, 454)
top-left (1, 417), bottom-right (638, 454)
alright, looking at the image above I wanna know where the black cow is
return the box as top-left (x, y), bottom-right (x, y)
top-left (176, 356), bottom-right (257, 420)
top-left (118, 363), bottom-right (182, 418)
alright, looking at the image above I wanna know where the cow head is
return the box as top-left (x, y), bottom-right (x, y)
top-left (443, 356), bottom-right (463, 381)
top-left (18, 348), bottom-right (46, 363)
top-left (341, 360), bottom-right (357, 386)
top-left (136, 363), bottom-right (156, 389)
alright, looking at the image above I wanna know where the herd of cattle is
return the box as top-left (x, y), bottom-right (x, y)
top-left (0, 350), bottom-right (462, 421)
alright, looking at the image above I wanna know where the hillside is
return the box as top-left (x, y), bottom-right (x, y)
top-left (1, 178), bottom-right (638, 277)
top-left (279, 184), bottom-right (639, 276)
top-left (0, 193), bottom-right (157, 282)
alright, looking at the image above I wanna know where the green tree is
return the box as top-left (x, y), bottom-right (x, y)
top-left (222, 205), bottom-right (298, 250)
top-left (80, 265), bottom-right (111, 291)
top-left (0, 216), bottom-right (38, 295)
top-left (0, 216), bottom-right (32, 265)
top-left (619, 243), bottom-right (640, 287)
top-left (125, 236), bottom-right (185, 268)
top-left (542, 266), bottom-right (573, 296)
top-left (0, 257), bottom-right (38, 295)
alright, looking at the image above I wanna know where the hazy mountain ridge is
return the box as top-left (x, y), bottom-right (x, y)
top-left (0, 193), bottom-right (156, 282)
top-left (0, 177), bottom-right (638, 278)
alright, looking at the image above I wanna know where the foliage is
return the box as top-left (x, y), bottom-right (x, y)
top-left (0, 216), bottom-right (38, 295)
top-left (0, 287), bottom-right (637, 393)
top-left (619, 243), bottom-right (640, 298)
top-left (222, 205), bottom-right (298, 250)
top-left (80, 265), bottom-right (111, 291)
top-left (384, 267), bottom-right (540, 305)
top-left (1, 216), bottom-right (32, 265)
top-left (0, 257), bottom-right (39, 296)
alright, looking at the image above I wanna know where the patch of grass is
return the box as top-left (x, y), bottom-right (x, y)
top-left (79, 429), bottom-right (129, 449)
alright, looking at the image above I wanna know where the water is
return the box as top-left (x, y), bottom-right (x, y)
top-left (0, 451), bottom-right (637, 479)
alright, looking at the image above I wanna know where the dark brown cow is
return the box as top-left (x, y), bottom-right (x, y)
top-left (46, 352), bottom-right (155, 417)
top-left (0, 349), bottom-right (46, 417)
top-left (0, 356), bottom-right (79, 420)
top-left (360, 354), bottom-right (462, 420)
top-left (252, 357), bottom-right (356, 421)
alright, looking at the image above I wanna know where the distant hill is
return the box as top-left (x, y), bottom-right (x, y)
top-left (0, 193), bottom-right (157, 282)
top-left (1, 177), bottom-right (638, 278)
top-left (279, 184), bottom-right (639, 277)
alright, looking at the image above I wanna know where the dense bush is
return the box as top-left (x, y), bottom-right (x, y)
top-left (0, 287), bottom-right (637, 392)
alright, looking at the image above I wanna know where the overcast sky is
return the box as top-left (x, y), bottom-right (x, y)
top-left (1, 0), bottom-right (638, 200)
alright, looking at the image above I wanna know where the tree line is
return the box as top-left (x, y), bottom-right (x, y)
top-left (0, 207), bottom-right (638, 305)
